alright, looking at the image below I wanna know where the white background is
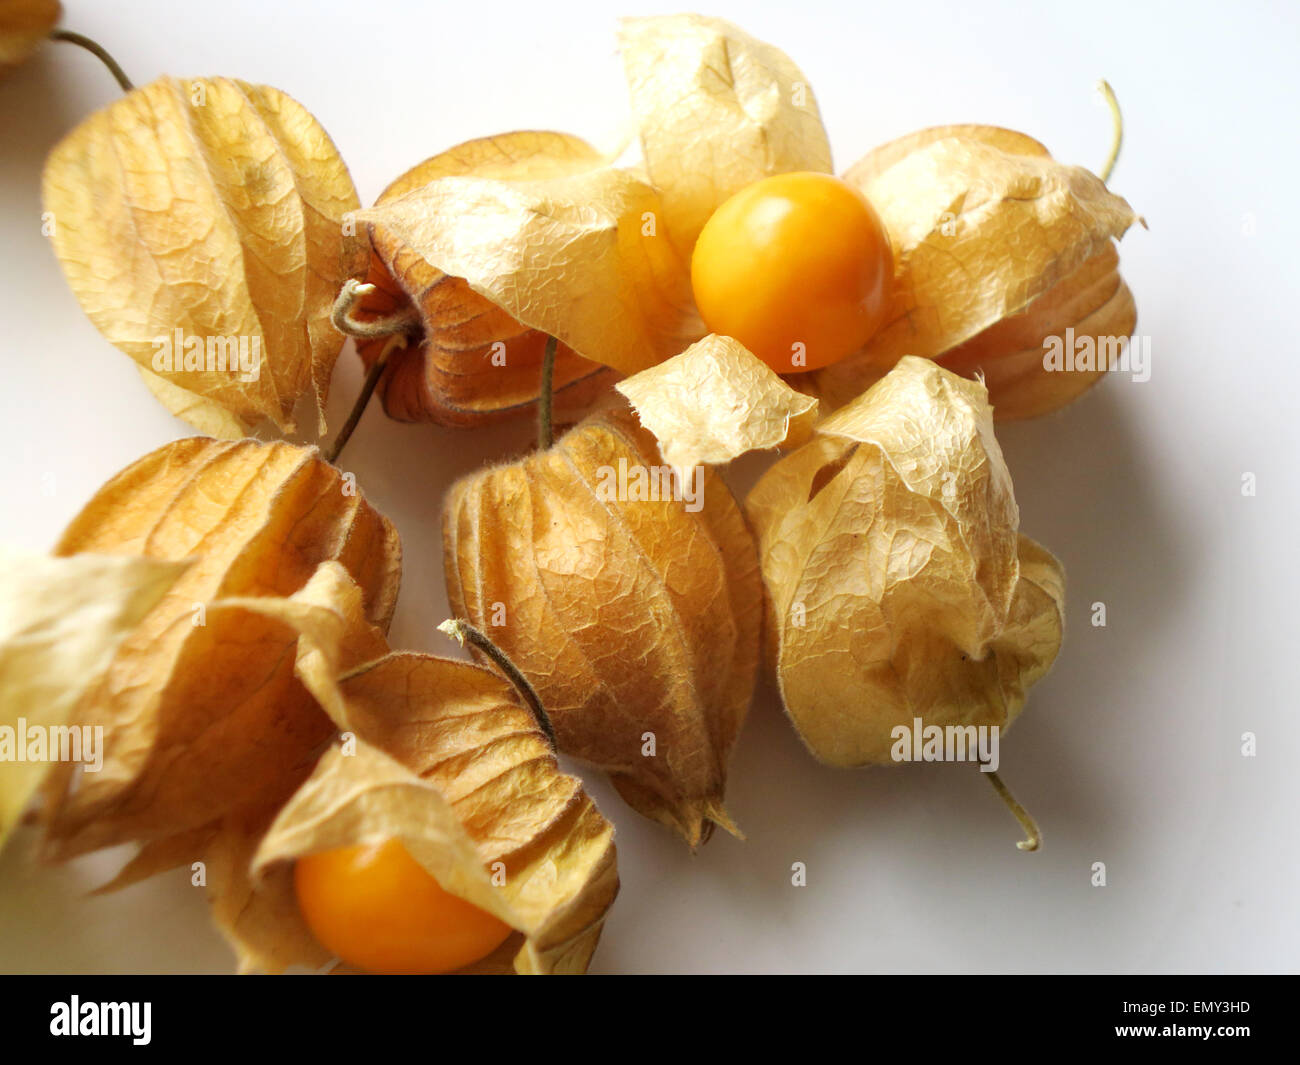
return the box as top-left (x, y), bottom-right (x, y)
top-left (1, 0), bottom-right (1296, 974)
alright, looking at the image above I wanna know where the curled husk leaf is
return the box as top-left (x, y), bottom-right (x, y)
top-left (618, 13), bottom-right (833, 256)
top-left (351, 132), bottom-right (621, 425)
top-left (0, 547), bottom-right (187, 850)
top-left (38, 437), bottom-right (401, 859)
top-left (808, 126), bottom-right (1140, 419)
top-left (42, 76), bottom-right (359, 435)
top-left (616, 334), bottom-right (818, 478)
top-left (746, 357), bottom-right (1065, 766)
top-left (443, 409), bottom-right (762, 846)
top-left (0, 0), bottom-right (58, 74)
top-left (352, 131), bottom-right (694, 402)
top-left (215, 653), bottom-right (618, 975)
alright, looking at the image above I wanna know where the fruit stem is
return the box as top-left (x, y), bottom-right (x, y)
top-left (1096, 80), bottom-right (1123, 184)
top-left (438, 619), bottom-right (557, 751)
top-left (50, 30), bottom-right (134, 93)
top-left (323, 332), bottom-right (405, 465)
top-left (981, 767), bottom-right (1042, 852)
top-left (330, 279), bottom-right (421, 339)
top-left (537, 334), bottom-right (558, 451)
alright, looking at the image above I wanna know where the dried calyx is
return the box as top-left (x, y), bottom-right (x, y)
top-left (442, 407), bottom-right (763, 848)
top-left (747, 357), bottom-right (1066, 847)
top-left (807, 90), bottom-right (1141, 419)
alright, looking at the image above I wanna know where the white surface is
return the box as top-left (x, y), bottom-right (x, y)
top-left (1, 0), bottom-right (1296, 974)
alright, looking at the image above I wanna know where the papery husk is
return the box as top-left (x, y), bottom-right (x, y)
top-left (201, 562), bottom-right (617, 975)
top-left (807, 126), bottom-right (1140, 419)
top-left (86, 557), bottom-right (386, 898)
top-left (349, 13), bottom-right (835, 422)
top-left (38, 438), bottom-right (401, 859)
top-left (746, 357), bottom-right (1065, 766)
top-left (0, 0), bottom-right (58, 74)
top-left (443, 409), bottom-right (762, 846)
top-left (0, 547), bottom-right (187, 850)
top-left (42, 76), bottom-right (359, 435)
top-left (352, 131), bottom-right (696, 414)
top-left (351, 132), bottom-right (621, 425)
top-left (935, 241), bottom-right (1136, 419)
top-left (616, 334), bottom-right (818, 478)
top-left (82, 561), bottom-right (618, 974)
top-left (618, 13), bottom-right (833, 256)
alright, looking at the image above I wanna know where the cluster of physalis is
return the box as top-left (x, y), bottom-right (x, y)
top-left (0, 8), bottom-right (1140, 972)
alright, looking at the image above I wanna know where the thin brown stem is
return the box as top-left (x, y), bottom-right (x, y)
top-left (537, 334), bottom-right (557, 451)
top-left (1097, 80), bottom-right (1123, 184)
top-left (323, 333), bottom-right (404, 465)
top-left (50, 30), bottom-right (134, 93)
top-left (330, 279), bottom-right (421, 340)
top-left (438, 619), bottom-right (557, 751)
top-left (982, 768), bottom-right (1042, 852)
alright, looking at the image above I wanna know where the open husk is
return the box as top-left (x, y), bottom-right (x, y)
top-left (81, 560), bottom-right (619, 974)
top-left (807, 126), bottom-right (1141, 419)
top-left (197, 562), bottom-right (617, 975)
top-left (344, 14), bottom-right (835, 425)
